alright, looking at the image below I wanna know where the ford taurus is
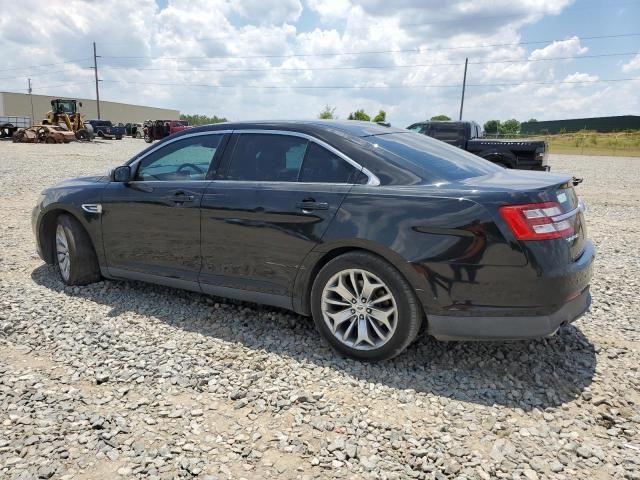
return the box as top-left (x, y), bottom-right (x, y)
top-left (32, 121), bottom-right (594, 361)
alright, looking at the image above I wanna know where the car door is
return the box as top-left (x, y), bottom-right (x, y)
top-left (101, 131), bottom-right (228, 286)
top-left (199, 131), bottom-right (362, 307)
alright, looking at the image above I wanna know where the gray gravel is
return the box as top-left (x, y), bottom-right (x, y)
top-left (1, 138), bottom-right (639, 479)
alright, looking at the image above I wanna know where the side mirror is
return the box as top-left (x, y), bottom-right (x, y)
top-left (78, 101), bottom-right (83, 107)
top-left (112, 165), bottom-right (132, 182)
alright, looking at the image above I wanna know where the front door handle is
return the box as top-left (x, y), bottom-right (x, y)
top-left (296, 200), bottom-right (329, 211)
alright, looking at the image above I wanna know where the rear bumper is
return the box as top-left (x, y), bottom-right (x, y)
top-left (428, 286), bottom-right (591, 340)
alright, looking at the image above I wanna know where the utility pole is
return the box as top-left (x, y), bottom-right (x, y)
top-left (28, 78), bottom-right (35, 123)
top-left (92, 42), bottom-right (101, 119)
top-left (458, 57), bottom-right (468, 121)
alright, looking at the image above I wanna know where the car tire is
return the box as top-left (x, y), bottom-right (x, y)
top-left (310, 251), bottom-right (423, 361)
top-left (54, 214), bottom-right (101, 286)
top-left (144, 133), bottom-right (152, 143)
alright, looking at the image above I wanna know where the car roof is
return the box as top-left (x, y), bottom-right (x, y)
top-left (188, 120), bottom-right (406, 137)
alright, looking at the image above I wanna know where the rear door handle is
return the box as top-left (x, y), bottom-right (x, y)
top-left (295, 200), bottom-right (329, 211)
top-left (167, 191), bottom-right (195, 203)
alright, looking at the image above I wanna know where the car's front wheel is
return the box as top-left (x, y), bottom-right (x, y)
top-left (54, 214), bottom-right (101, 285)
top-left (311, 251), bottom-right (423, 361)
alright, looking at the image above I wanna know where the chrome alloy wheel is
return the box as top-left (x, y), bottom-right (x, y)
top-left (321, 268), bottom-right (398, 350)
top-left (56, 224), bottom-right (71, 281)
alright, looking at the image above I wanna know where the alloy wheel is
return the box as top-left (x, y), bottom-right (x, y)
top-left (321, 268), bottom-right (398, 350)
top-left (56, 224), bottom-right (71, 281)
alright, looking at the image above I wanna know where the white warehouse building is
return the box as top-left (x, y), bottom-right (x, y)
top-left (0, 91), bottom-right (180, 124)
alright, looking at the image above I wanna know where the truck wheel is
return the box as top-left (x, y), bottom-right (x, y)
top-left (116, 135), bottom-right (122, 140)
top-left (75, 129), bottom-right (89, 141)
top-left (1, 124), bottom-right (14, 138)
top-left (144, 133), bottom-right (152, 143)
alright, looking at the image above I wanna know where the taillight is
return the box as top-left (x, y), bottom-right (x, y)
top-left (499, 202), bottom-right (573, 240)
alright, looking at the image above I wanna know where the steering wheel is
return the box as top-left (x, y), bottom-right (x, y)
top-left (176, 163), bottom-right (204, 175)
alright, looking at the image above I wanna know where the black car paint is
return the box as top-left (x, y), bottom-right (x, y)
top-left (408, 121), bottom-right (548, 171)
top-left (33, 121), bottom-right (593, 340)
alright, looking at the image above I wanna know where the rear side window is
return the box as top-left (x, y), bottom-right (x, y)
top-left (300, 143), bottom-right (358, 183)
top-left (366, 132), bottom-right (500, 183)
top-left (227, 134), bottom-right (308, 181)
top-left (428, 123), bottom-right (466, 144)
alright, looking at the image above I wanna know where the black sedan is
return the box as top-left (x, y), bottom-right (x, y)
top-left (32, 121), bottom-right (594, 361)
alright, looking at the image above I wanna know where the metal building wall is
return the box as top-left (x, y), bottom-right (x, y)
top-left (0, 91), bottom-right (180, 124)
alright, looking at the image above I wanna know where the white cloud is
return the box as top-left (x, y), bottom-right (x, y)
top-left (233, 0), bottom-right (303, 24)
top-left (622, 53), bottom-right (640, 73)
top-left (529, 36), bottom-right (588, 60)
top-left (563, 72), bottom-right (598, 82)
top-left (0, 0), bottom-right (634, 127)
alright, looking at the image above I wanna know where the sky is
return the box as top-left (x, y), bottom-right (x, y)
top-left (0, 0), bottom-right (638, 127)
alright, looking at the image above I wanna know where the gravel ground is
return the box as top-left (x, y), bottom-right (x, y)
top-left (0, 138), bottom-right (639, 480)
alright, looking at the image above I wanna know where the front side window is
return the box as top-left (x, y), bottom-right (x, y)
top-left (227, 134), bottom-right (308, 182)
top-left (135, 134), bottom-right (222, 181)
top-left (299, 143), bottom-right (358, 183)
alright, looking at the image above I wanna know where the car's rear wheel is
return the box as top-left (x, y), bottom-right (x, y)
top-left (311, 251), bottom-right (422, 361)
top-left (54, 214), bottom-right (101, 285)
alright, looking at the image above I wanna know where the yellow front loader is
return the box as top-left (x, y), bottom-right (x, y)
top-left (43, 99), bottom-right (92, 141)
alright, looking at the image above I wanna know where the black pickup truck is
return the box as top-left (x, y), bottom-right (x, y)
top-left (407, 121), bottom-right (549, 171)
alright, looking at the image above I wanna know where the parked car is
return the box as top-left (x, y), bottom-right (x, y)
top-left (143, 119), bottom-right (190, 143)
top-left (125, 122), bottom-right (144, 138)
top-left (86, 120), bottom-right (124, 140)
top-left (13, 125), bottom-right (75, 143)
top-left (407, 121), bottom-right (549, 171)
top-left (32, 121), bottom-right (593, 361)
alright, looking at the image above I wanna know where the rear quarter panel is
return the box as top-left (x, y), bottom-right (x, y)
top-left (300, 185), bottom-right (529, 315)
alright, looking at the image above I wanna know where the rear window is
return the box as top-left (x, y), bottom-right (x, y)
top-left (365, 132), bottom-right (501, 183)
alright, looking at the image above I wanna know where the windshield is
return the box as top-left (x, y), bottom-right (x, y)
top-left (365, 132), bottom-right (501, 183)
top-left (55, 100), bottom-right (76, 114)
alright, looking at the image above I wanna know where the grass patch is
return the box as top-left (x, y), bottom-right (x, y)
top-left (498, 130), bottom-right (640, 157)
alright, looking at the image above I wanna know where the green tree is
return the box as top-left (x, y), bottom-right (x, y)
top-left (527, 118), bottom-right (538, 123)
top-left (318, 105), bottom-right (337, 119)
top-left (430, 114), bottom-right (451, 121)
top-left (499, 119), bottom-right (521, 135)
top-left (347, 109), bottom-right (371, 121)
top-left (372, 110), bottom-right (386, 122)
top-left (180, 113), bottom-right (227, 126)
top-left (483, 120), bottom-right (500, 134)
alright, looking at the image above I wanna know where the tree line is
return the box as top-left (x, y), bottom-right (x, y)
top-left (180, 113), bottom-right (228, 126)
top-left (318, 105), bottom-right (387, 123)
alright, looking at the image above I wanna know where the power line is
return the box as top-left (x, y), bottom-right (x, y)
top-left (29, 81), bottom-right (96, 90)
top-left (98, 52), bottom-right (638, 74)
top-left (100, 77), bottom-right (639, 90)
top-left (100, 33), bottom-right (640, 61)
top-left (0, 58), bottom-right (92, 73)
top-left (0, 66), bottom-right (93, 82)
